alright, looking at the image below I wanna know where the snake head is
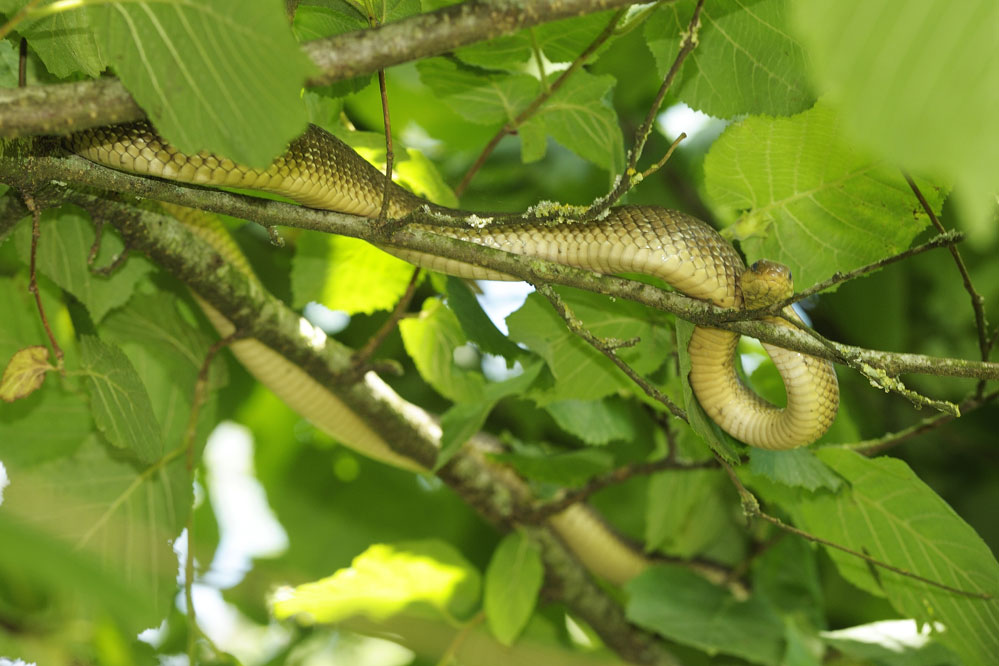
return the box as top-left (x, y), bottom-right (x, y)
top-left (742, 260), bottom-right (794, 309)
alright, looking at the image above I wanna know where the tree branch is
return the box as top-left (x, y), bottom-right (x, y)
top-left (6, 146), bottom-right (997, 385)
top-left (0, 0), bottom-right (649, 138)
top-left (0, 169), bottom-right (678, 664)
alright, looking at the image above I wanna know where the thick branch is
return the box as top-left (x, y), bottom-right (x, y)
top-left (0, 0), bottom-right (647, 138)
top-left (11, 185), bottom-right (675, 665)
top-left (7, 147), bottom-right (998, 384)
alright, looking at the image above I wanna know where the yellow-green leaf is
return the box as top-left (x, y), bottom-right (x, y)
top-left (0, 346), bottom-right (52, 403)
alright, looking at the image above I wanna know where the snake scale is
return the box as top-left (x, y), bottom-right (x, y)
top-left (68, 121), bottom-right (839, 583)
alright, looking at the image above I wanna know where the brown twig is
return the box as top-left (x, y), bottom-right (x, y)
top-left (841, 388), bottom-right (999, 455)
top-left (454, 8), bottom-right (627, 197)
top-left (18, 37), bottom-right (26, 87)
top-left (585, 0), bottom-right (705, 220)
top-left (715, 456), bottom-right (992, 600)
top-left (527, 455), bottom-right (719, 522)
top-left (23, 197), bottom-right (64, 369)
top-left (536, 283), bottom-right (687, 421)
top-left (183, 332), bottom-right (239, 472)
top-left (377, 68), bottom-right (395, 221)
top-left (350, 267), bottom-right (422, 372)
top-left (718, 230), bottom-right (965, 323)
top-left (904, 172), bottom-right (991, 394)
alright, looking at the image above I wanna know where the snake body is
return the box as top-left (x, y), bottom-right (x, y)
top-left (68, 122), bottom-right (838, 580)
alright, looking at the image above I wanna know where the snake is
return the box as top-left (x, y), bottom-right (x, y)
top-left (67, 121), bottom-right (839, 583)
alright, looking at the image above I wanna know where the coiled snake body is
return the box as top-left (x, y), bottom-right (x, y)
top-left (68, 122), bottom-right (838, 582)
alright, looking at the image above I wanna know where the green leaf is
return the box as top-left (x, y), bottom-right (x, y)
top-left (455, 34), bottom-right (532, 71)
top-left (535, 11), bottom-right (618, 63)
top-left (293, 233), bottom-right (417, 314)
top-left (416, 57), bottom-right (540, 126)
top-left (399, 297), bottom-right (486, 402)
top-left (0, 35), bottom-right (20, 86)
top-left (674, 319), bottom-right (740, 461)
top-left (545, 397), bottom-right (636, 446)
top-left (790, 0), bottom-right (999, 243)
top-left (489, 448), bottom-right (614, 487)
top-left (13, 206), bottom-right (153, 323)
top-left (272, 539), bottom-right (482, 623)
top-left (645, 468), bottom-right (731, 557)
top-left (0, 512), bottom-right (159, 636)
top-left (484, 532), bottom-right (543, 646)
top-left (525, 70), bottom-right (624, 175)
top-left (506, 288), bottom-right (669, 404)
top-left (748, 447), bottom-right (842, 492)
top-left (88, 0), bottom-right (312, 167)
top-left (79, 336), bottom-right (162, 463)
top-left (15, 4), bottom-right (106, 77)
top-left (752, 537), bottom-right (824, 628)
top-left (0, 433), bottom-right (188, 633)
top-left (704, 103), bottom-right (945, 289)
top-left (99, 293), bottom-right (225, 455)
top-left (444, 277), bottom-right (525, 363)
top-left (438, 360), bottom-right (544, 467)
top-left (646, 0), bottom-right (814, 118)
top-left (626, 565), bottom-right (786, 665)
top-left (797, 449), bottom-right (999, 665)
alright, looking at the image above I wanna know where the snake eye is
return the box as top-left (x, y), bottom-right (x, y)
top-left (750, 260), bottom-right (761, 271)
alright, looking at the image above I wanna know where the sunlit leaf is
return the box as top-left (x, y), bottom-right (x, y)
top-left (272, 540), bottom-right (481, 623)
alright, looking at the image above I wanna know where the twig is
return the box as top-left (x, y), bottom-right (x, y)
top-left (717, 230), bottom-right (964, 323)
top-left (376, 69), bottom-right (395, 221)
top-left (18, 37), bottom-right (26, 87)
top-left (536, 283), bottom-right (687, 421)
top-left (637, 132), bottom-right (686, 181)
top-left (183, 332), bottom-right (239, 472)
top-left (23, 196), bottom-right (64, 369)
top-left (454, 8), bottom-right (627, 197)
top-left (350, 267), bottom-right (422, 373)
top-left (904, 172), bottom-right (991, 394)
top-left (777, 310), bottom-right (960, 416)
top-left (716, 456), bottom-right (992, 600)
top-left (527, 455), bottom-right (719, 522)
top-left (840, 388), bottom-right (998, 455)
top-left (585, 0), bottom-right (704, 220)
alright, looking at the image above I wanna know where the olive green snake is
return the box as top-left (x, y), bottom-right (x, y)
top-left (67, 121), bottom-right (839, 584)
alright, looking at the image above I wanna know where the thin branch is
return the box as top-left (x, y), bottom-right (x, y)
top-left (716, 457), bottom-right (992, 601)
top-left (536, 283), bottom-right (687, 421)
top-left (716, 232), bottom-right (964, 324)
top-left (904, 172), bottom-right (991, 390)
top-left (527, 455), bottom-right (719, 522)
top-left (585, 0), bottom-right (704, 220)
top-left (839, 388), bottom-right (999, 455)
top-left (23, 196), bottom-right (64, 369)
top-left (0, 0), bottom-right (650, 138)
top-left (6, 150), bottom-right (999, 384)
top-left (454, 8), bottom-right (627, 196)
top-left (350, 266), bottom-right (421, 372)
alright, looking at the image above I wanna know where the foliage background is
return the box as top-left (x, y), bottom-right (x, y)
top-left (0, 0), bottom-right (996, 665)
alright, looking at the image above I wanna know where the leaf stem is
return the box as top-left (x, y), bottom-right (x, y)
top-left (24, 197), bottom-right (64, 370)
